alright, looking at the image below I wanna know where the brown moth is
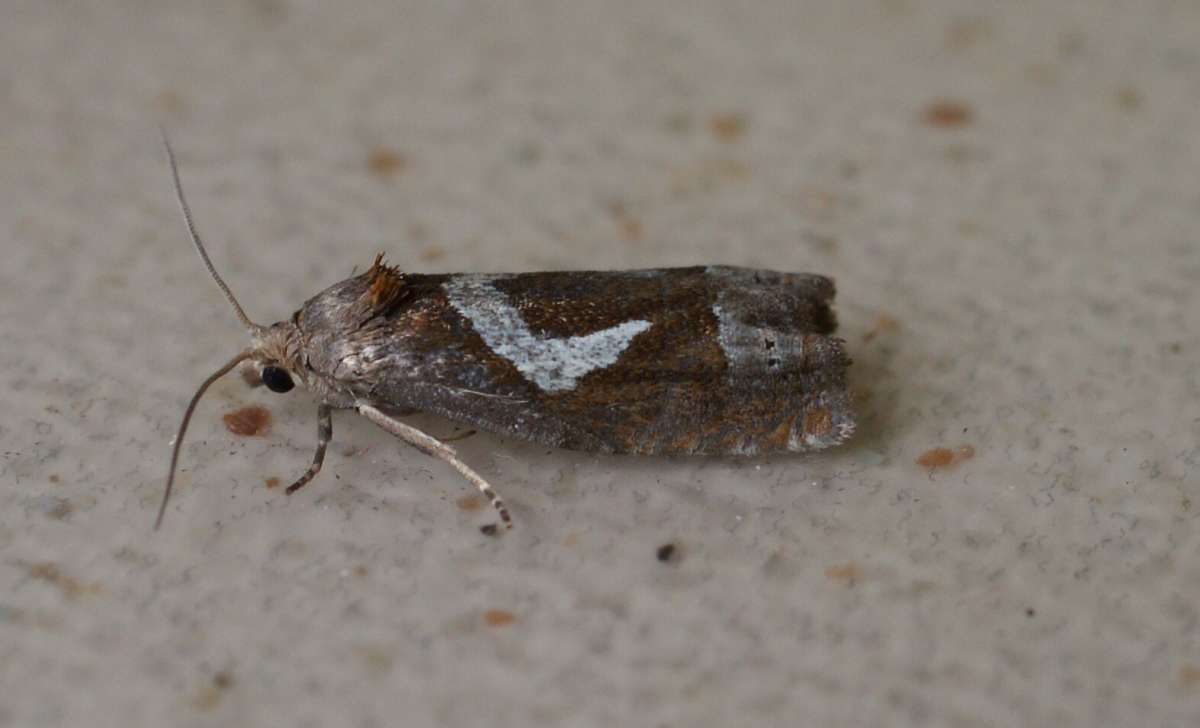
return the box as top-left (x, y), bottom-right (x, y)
top-left (156, 133), bottom-right (855, 532)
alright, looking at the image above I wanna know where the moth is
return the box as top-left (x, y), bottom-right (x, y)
top-left (156, 134), bottom-right (855, 532)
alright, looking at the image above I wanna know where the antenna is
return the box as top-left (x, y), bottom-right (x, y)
top-left (156, 349), bottom-right (254, 530)
top-left (159, 127), bottom-right (259, 333)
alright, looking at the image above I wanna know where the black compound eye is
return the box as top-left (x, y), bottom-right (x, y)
top-left (261, 366), bottom-right (295, 393)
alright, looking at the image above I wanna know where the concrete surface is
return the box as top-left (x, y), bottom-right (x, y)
top-left (2, 1), bottom-right (1199, 726)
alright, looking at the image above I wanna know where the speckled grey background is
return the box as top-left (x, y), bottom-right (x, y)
top-left (2, 1), bottom-right (1199, 726)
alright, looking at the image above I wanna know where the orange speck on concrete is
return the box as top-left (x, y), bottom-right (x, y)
top-left (368, 147), bottom-right (406, 177)
top-left (917, 444), bottom-right (976, 469)
top-left (923, 100), bottom-right (973, 128)
top-left (483, 609), bottom-right (517, 627)
top-left (456, 495), bottom-right (483, 511)
top-left (709, 113), bottom-right (747, 142)
top-left (917, 447), bottom-right (956, 468)
top-left (223, 405), bottom-right (271, 436)
top-left (23, 562), bottom-right (101, 600)
top-left (1179, 665), bottom-right (1200, 688)
top-left (825, 562), bottom-right (861, 586)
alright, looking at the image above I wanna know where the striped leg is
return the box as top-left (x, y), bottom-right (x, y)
top-left (357, 403), bottom-right (512, 530)
top-left (286, 404), bottom-right (333, 495)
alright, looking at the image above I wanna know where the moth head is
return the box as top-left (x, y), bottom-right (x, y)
top-left (246, 321), bottom-right (307, 394)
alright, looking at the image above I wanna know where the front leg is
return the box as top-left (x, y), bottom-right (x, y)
top-left (286, 404), bottom-right (333, 494)
top-left (357, 404), bottom-right (512, 530)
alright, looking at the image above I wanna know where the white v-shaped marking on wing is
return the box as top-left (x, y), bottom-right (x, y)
top-left (444, 276), bottom-right (652, 392)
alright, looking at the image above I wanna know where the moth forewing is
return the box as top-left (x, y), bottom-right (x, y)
top-left (313, 266), bottom-right (855, 458)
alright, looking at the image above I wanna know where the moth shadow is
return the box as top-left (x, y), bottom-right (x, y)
top-left (839, 336), bottom-right (901, 454)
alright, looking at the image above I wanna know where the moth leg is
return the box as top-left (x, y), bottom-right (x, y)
top-left (357, 403), bottom-right (512, 530)
top-left (286, 404), bottom-right (333, 495)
